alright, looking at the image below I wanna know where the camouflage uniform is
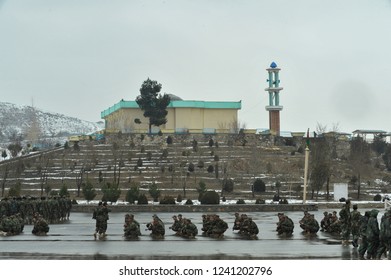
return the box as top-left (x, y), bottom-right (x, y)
top-left (339, 200), bottom-right (351, 244)
top-left (147, 215), bottom-right (165, 237)
top-left (375, 210), bottom-right (391, 259)
top-left (276, 213), bottom-right (294, 236)
top-left (240, 217), bottom-right (259, 237)
top-left (180, 218), bottom-right (198, 237)
top-left (124, 214), bottom-right (141, 239)
top-left (32, 213), bottom-right (50, 236)
top-left (358, 211), bottom-right (370, 259)
top-left (365, 209), bottom-right (380, 259)
top-left (350, 205), bottom-right (361, 247)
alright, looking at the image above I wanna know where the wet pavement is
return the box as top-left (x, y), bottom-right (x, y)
top-left (0, 209), bottom-right (377, 260)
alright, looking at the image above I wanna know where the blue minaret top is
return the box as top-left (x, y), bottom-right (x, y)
top-left (270, 62), bottom-right (277, 68)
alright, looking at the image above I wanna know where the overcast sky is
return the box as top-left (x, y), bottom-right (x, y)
top-left (1, 0), bottom-right (390, 133)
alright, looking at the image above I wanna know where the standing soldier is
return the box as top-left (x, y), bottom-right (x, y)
top-left (375, 209), bottom-right (391, 259)
top-left (358, 211), bottom-right (370, 259)
top-left (92, 201), bottom-right (102, 239)
top-left (350, 204), bottom-right (361, 248)
top-left (339, 200), bottom-right (351, 245)
top-left (92, 201), bottom-right (111, 239)
top-left (365, 209), bottom-right (380, 259)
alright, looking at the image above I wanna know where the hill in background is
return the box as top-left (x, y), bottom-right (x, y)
top-left (0, 101), bottom-right (102, 145)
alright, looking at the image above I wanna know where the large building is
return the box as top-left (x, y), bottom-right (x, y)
top-left (101, 95), bottom-right (241, 134)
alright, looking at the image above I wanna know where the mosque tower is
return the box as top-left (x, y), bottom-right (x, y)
top-left (265, 62), bottom-right (283, 136)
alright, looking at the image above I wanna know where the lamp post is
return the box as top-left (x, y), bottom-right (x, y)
top-left (303, 146), bottom-right (309, 204)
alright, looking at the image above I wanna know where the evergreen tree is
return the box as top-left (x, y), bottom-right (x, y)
top-left (82, 180), bottom-right (96, 202)
top-left (136, 78), bottom-right (171, 134)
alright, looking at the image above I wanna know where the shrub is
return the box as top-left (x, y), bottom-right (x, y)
top-left (126, 185), bottom-right (140, 204)
top-left (176, 194), bottom-right (183, 202)
top-left (148, 182), bottom-right (161, 202)
top-left (207, 165), bottom-right (214, 173)
top-left (236, 199), bottom-right (246, 204)
top-left (222, 178), bottom-right (234, 193)
top-left (8, 182), bottom-right (21, 197)
top-left (137, 193), bottom-right (148, 205)
top-left (185, 199), bottom-right (193, 205)
top-left (82, 180), bottom-right (97, 202)
top-left (101, 182), bottom-right (121, 203)
top-left (166, 136), bottom-right (173, 145)
top-left (252, 178), bottom-right (266, 193)
top-left (159, 195), bottom-right (176, 205)
top-left (200, 190), bottom-right (220, 205)
top-left (197, 181), bottom-right (207, 201)
top-left (255, 198), bottom-right (265, 204)
top-left (374, 194), bottom-right (382, 201)
top-left (59, 184), bottom-right (69, 197)
top-left (188, 162), bottom-right (195, 172)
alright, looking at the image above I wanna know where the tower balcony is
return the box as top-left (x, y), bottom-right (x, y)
top-left (265, 105), bottom-right (283, 111)
top-left (264, 87), bottom-right (283, 92)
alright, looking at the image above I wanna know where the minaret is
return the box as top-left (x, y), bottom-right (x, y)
top-left (265, 62), bottom-right (283, 136)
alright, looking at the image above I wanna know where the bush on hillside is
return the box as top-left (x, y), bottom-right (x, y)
top-left (159, 195), bottom-right (176, 205)
top-left (255, 198), bottom-right (265, 204)
top-left (137, 193), bottom-right (148, 205)
top-left (236, 199), bottom-right (246, 204)
top-left (222, 178), bottom-right (234, 193)
top-left (126, 185), bottom-right (140, 204)
top-left (101, 182), bottom-right (121, 203)
top-left (185, 199), bottom-right (193, 205)
top-left (252, 178), bottom-right (266, 193)
top-left (200, 190), bottom-right (220, 205)
top-left (82, 180), bottom-right (97, 202)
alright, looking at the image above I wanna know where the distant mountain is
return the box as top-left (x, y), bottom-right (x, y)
top-left (0, 102), bottom-right (103, 143)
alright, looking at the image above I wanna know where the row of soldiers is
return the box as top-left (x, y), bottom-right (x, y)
top-left (122, 213), bottom-right (230, 239)
top-left (0, 196), bottom-right (72, 224)
top-left (335, 200), bottom-right (391, 260)
top-left (0, 212), bottom-right (50, 236)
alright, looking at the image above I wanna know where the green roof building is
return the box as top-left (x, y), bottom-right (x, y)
top-left (101, 99), bottom-right (242, 134)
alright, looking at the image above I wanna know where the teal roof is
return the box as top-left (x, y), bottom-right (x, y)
top-left (101, 99), bottom-right (241, 118)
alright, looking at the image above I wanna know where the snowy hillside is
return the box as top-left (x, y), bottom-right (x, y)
top-left (0, 102), bottom-right (103, 143)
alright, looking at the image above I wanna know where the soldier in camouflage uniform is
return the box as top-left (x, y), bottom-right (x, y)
top-left (276, 213), bottom-right (294, 236)
top-left (123, 214), bottom-right (141, 239)
top-left (169, 215), bottom-right (183, 234)
top-left (239, 216), bottom-right (259, 238)
top-left (365, 209), bottom-right (380, 259)
top-left (180, 218), bottom-right (198, 238)
top-left (375, 209), bottom-right (391, 259)
top-left (92, 201), bottom-right (111, 239)
top-left (32, 213), bottom-right (50, 236)
top-left (339, 200), bottom-right (351, 245)
top-left (350, 204), bottom-right (361, 248)
top-left (208, 214), bottom-right (228, 238)
top-left (358, 211), bottom-right (370, 259)
top-left (146, 215), bottom-right (165, 238)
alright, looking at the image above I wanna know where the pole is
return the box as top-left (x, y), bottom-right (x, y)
top-left (303, 146), bottom-right (309, 204)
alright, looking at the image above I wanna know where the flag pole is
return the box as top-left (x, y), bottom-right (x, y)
top-left (303, 129), bottom-right (310, 204)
